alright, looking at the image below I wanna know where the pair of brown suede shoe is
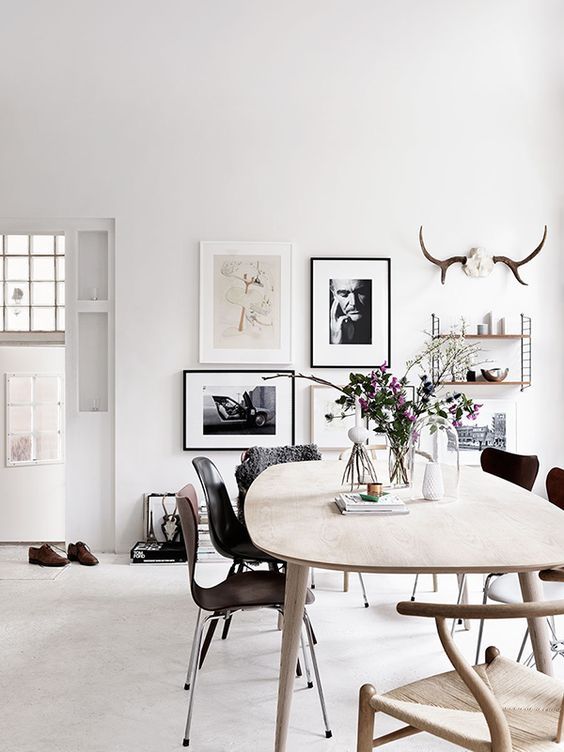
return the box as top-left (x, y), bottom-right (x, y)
top-left (28, 542), bottom-right (99, 567)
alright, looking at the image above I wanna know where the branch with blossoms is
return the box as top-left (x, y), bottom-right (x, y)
top-left (263, 330), bottom-right (482, 448)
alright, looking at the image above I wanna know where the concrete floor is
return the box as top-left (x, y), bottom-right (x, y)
top-left (2, 555), bottom-right (563, 752)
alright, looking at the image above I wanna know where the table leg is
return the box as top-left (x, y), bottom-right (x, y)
top-left (275, 562), bottom-right (310, 752)
top-left (519, 571), bottom-right (552, 675)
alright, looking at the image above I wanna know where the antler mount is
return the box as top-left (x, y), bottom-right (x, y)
top-left (419, 225), bottom-right (546, 285)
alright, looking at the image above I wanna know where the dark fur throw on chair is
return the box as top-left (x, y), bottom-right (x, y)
top-left (235, 444), bottom-right (322, 522)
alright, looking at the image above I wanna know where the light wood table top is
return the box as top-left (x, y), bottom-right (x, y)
top-left (246, 460), bottom-right (564, 574)
top-left (245, 459), bottom-right (564, 751)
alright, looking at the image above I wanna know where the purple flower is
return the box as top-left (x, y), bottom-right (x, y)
top-left (403, 410), bottom-right (416, 422)
top-left (378, 361), bottom-right (388, 372)
top-left (452, 420), bottom-right (462, 428)
top-left (359, 398), bottom-right (368, 411)
top-left (397, 394), bottom-right (406, 407)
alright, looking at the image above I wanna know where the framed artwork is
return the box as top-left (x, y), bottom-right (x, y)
top-left (310, 385), bottom-right (355, 450)
top-left (199, 241), bottom-right (293, 364)
top-left (310, 257), bottom-right (391, 368)
top-left (183, 369), bottom-right (295, 450)
top-left (444, 399), bottom-right (517, 465)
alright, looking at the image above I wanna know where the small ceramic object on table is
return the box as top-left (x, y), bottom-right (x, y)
top-left (476, 323), bottom-right (488, 335)
top-left (422, 462), bottom-right (445, 501)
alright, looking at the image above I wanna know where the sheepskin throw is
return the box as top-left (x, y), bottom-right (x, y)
top-left (235, 444), bottom-right (322, 522)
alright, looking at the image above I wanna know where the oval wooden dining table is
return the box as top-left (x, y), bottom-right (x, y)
top-left (245, 460), bottom-right (564, 752)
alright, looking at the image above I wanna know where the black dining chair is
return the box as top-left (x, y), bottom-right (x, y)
top-left (177, 487), bottom-right (331, 747)
top-left (474, 448), bottom-right (541, 663)
top-left (191, 456), bottom-right (282, 661)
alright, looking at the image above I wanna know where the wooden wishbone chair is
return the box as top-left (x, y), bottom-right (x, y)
top-left (357, 597), bottom-right (564, 752)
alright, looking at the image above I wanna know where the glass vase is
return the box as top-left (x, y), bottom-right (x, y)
top-left (388, 441), bottom-right (414, 488)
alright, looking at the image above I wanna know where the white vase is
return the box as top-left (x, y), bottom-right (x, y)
top-left (422, 462), bottom-right (445, 501)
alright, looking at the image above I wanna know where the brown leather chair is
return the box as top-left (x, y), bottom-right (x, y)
top-left (176, 488), bottom-right (331, 747)
top-left (480, 447), bottom-right (540, 491)
top-left (546, 467), bottom-right (564, 511)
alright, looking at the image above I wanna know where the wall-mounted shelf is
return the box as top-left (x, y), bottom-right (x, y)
top-left (440, 381), bottom-right (531, 387)
top-left (431, 313), bottom-right (532, 392)
top-left (435, 334), bottom-right (529, 340)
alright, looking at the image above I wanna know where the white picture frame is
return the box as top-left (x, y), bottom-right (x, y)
top-left (422, 399), bottom-right (517, 465)
top-left (310, 385), bottom-right (354, 450)
top-left (200, 241), bottom-right (293, 364)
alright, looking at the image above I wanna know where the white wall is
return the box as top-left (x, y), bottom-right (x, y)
top-left (0, 347), bottom-right (65, 542)
top-left (0, 1), bottom-right (563, 551)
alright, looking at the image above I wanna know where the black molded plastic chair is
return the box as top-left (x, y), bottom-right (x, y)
top-left (192, 456), bottom-right (280, 566)
top-left (191, 456), bottom-right (282, 659)
top-left (546, 467), bottom-right (564, 511)
top-left (480, 447), bottom-right (539, 492)
top-left (177, 488), bottom-right (331, 747)
top-left (475, 447), bottom-right (541, 663)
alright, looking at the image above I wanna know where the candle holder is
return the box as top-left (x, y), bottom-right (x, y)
top-left (342, 424), bottom-right (378, 491)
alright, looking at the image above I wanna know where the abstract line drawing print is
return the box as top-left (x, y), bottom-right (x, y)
top-left (213, 255), bottom-right (281, 350)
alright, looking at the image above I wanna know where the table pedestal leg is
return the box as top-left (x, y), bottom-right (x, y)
top-left (275, 562), bottom-right (309, 752)
top-left (519, 571), bottom-right (552, 675)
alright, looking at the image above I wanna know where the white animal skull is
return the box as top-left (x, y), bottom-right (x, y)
top-left (463, 247), bottom-right (494, 278)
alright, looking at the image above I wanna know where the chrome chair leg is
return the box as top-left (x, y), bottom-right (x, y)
top-left (358, 573), bottom-right (369, 608)
top-left (310, 568), bottom-right (316, 589)
top-left (184, 608), bottom-right (202, 690)
top-left (303, 610), bottom-right (332, 739)
top-left (516, 626), bottom-right (529, 663)
top-left (300, 629), bottom-right (313, 688)
top-left (410, 574), bottom-right (419, 601)
top-left (451, 574), bottom-right (467, 636)
top-left (183, 614), bottom-right (218, 747)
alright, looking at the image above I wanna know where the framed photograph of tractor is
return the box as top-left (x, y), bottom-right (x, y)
top-left (183, 369), bottom-right (295, 450)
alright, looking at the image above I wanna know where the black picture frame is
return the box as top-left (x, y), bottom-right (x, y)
top-left (310, 257), bottom-right (391, 369)
top-left (183, 369), bottom-right (295, 451)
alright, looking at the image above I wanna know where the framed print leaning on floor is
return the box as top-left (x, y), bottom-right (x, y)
top-left (310, 257), bottom-right (391, 368)
top-left (199, 241), bottom-right (293, 364)
top-left (183, 369), bottom-right (295, 450)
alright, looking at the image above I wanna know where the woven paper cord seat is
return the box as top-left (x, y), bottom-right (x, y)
top-left (373, 655), bottom-right (564, 752)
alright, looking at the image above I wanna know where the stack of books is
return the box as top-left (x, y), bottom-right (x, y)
top-left (334, 492), bottom-right (409, 515)
top-left (197, 504), bottom-right (224, 562)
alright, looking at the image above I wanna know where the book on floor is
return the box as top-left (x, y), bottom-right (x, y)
top-left (334, 492), bottom-right (409, 515)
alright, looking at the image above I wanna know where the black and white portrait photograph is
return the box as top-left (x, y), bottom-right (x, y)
top-left (311, 257), bottom-right (390, 367)
top-left (183, 370), bottom-right (294, 450)
top-left (329, 278), bottom-right (372, 345)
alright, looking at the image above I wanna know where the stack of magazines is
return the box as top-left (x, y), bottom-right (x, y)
top-left (334, 492), bottom-right (409, 515)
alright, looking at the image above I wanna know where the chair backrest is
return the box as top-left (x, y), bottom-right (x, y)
top-left (176, 486), bottom-right (200, 603)
top-left (480, 447), bottom-right (539, 491)
top-left (192, 456), bottom-right (247, 559)
top-left (235, 444), bottom-right (322, 520)
top-left (546, 467), bottom-right (564, 511)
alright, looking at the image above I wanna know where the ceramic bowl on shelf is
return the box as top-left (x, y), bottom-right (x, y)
top-left (481, 368), bottom-right (509, 382)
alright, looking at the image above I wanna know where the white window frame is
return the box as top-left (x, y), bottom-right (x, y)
top-left (0, 230), bottom-right (65, 345)
top-left (6, 372), bottom-right (65, 466)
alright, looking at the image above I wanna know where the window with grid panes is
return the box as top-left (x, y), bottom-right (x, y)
top-left (1, 234), bottom-right (65, 332)
top-left (6, 373), bottom-right (64, 466)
